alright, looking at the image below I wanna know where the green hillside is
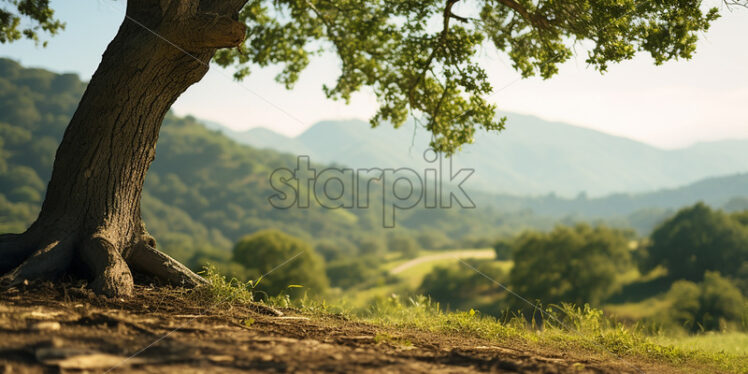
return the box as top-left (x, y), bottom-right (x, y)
top-left (0, 58), bottom-right (558, 267)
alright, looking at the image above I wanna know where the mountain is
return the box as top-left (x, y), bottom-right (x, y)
top-left (478, 173), bottom-right (748, 216)
top-left (215, 116), bottom-right (748, 197)
top-left (200, 119), bottom-right (312, 155)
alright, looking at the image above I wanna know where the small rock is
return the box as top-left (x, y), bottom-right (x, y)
top-left (31, 321), bottom-right (61, 331)
top-left (207, 355), bottom-right (234, 363)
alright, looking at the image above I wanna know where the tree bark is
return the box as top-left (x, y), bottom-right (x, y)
top-left (0, 0), bottom-right (247, 297)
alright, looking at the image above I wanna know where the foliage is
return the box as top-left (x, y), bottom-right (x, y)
top-left (387, 233), bottom-right (420, 259)
top-left (233, 229), bottom-right (329, 296)
top-left (418, 259), bottom-right (506, 311)
top-left (314, 239), bottom-right (355, 261)
top-left (663, 271), bottom-right (747, 332)
top-left (0, 0), bottom-right (64, 45)
top-left (357, 236), bottom-right (385, 256)
top-left (510, 224), bottom-right (634, 307)
top-left (415, 229), bottom-right (454, 250)
top-left (642, 203), bottom-right (748, 281)
top-left (492, 239), bottom-right (513, 261)
top-left (211, 0), bottom-right (723, 154)
top-left (326, 256), bottom-right (383, 289)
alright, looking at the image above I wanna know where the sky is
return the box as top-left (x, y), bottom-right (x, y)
top-left (2, 0), bottom-right (747, 149)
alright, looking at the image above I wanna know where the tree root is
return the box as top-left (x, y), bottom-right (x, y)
top-left (79, 235), bottom-right (134, 298)
top-left (0, 229), bottom-right (207, 298)
top-left (127, 241), bottom-right (208, 288)
top-left (0, 236), bottom-right (74, 287)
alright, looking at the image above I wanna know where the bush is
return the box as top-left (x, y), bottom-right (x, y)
top-left (326, 257), bottom-right (382, 289)
top-left (314, 239), bottom-right (356, 262)
top-left (418, 259), bottom-right (506, 311)
top-left (233, 229), bottom-right (328, 297)
top-left (509, 224), bottom-right (633, 307)
top-left (664, 271), bottom-right (747, 332)
top-left (643, 203), bottom-right (748, 282)
top-left (387, 234), bottom-right (420, 259)
top-left (492, 239), bottom-right (513, 261)
top-left (357, 237), bottom-right (384, 256)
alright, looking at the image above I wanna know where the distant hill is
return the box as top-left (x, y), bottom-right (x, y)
top-left (202, 120), bottom-right (312, 155)
top-left (478, 173), bottom-right (748, 216)
top-left (212, 116), bottom-right (748, 197)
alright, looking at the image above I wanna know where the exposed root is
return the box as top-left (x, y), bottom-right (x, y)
top-left (127, 240), bottom-right (207, 288)
top-left (1, 228), bottom-right (206, 298)
top-left (0, 236), bottom-right (74, 287)
top-left (79, 235), bottom-right (134, 298)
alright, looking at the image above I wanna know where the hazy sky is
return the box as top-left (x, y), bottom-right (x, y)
top-left (3, 0), bottom-right (746, 149)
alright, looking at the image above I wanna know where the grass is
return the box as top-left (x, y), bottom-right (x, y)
top-left (190, 266), bottom-right (256, 305)
top-left (654, 332), bottom-right (748, 356)
top-left (193, 271), bottom-right (747, 374)
top-left (358, 297), bottom-right (748, 374)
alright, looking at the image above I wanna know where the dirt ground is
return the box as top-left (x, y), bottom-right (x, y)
top-left (0, 283), bottom-right (688, 373)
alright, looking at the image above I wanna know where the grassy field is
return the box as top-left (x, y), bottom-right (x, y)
top-left (273, 291), bottom-right (748, 374)
top-left (654, 332), bottom-right (748, 356)
top-left (203, 267), bottom-right (748, 373)
top-left (325, 249), bottom-right (748, 373)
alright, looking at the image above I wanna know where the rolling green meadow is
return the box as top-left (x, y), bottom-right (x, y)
top-left (2, 58), bottom-right (747, 372)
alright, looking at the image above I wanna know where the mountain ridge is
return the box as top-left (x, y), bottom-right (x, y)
top-left (203, 115), bottom-right (748, 197)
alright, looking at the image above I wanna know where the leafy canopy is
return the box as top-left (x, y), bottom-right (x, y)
top-left (643, 203), bottom-right (748, 282)
top-left (2, 0), bottom-right (736, 152)
top-left (215, 0), bottom-right (727, 153)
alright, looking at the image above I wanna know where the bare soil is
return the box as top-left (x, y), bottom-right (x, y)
top-left (0, 284), bottom-right (688, 373)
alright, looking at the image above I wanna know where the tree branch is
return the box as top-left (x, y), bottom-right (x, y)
top-left (180, 13), bottom-right (246, 50)
top-left (407, 0), bottom-right (461, 107)
top-left (494, 0), bottom-right (551, 28)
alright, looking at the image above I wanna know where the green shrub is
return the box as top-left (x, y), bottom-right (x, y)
top-left (418, 259), bottom-right (506, 311)
top-left (326, 257), bottom-right (382, 289)
top-left (664, 271), bottom-right (747, 332)
top-left (643, 203), bottom-right (748, 281)
top-left (510, 224), bottom-right (633, 307)
top-left (387, 234), bottom-right (420, 259)
top-left (233, 229), bottom-right (329, 297)
top-left (492, 239), bottom-right (513, 261)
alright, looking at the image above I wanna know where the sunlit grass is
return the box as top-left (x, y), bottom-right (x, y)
top-left (197, 269), bottom-right (747, 374)
top-left (654, 332), bottom-right (748, 356)
top-left (284, 293), bottom-right (748, 374)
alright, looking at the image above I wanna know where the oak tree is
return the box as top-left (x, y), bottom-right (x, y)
top-left (0, 0), bottom-right (735, 296)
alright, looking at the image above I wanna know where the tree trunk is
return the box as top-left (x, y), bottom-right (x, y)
top-left (0, 0), bottom-right (247, 297)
